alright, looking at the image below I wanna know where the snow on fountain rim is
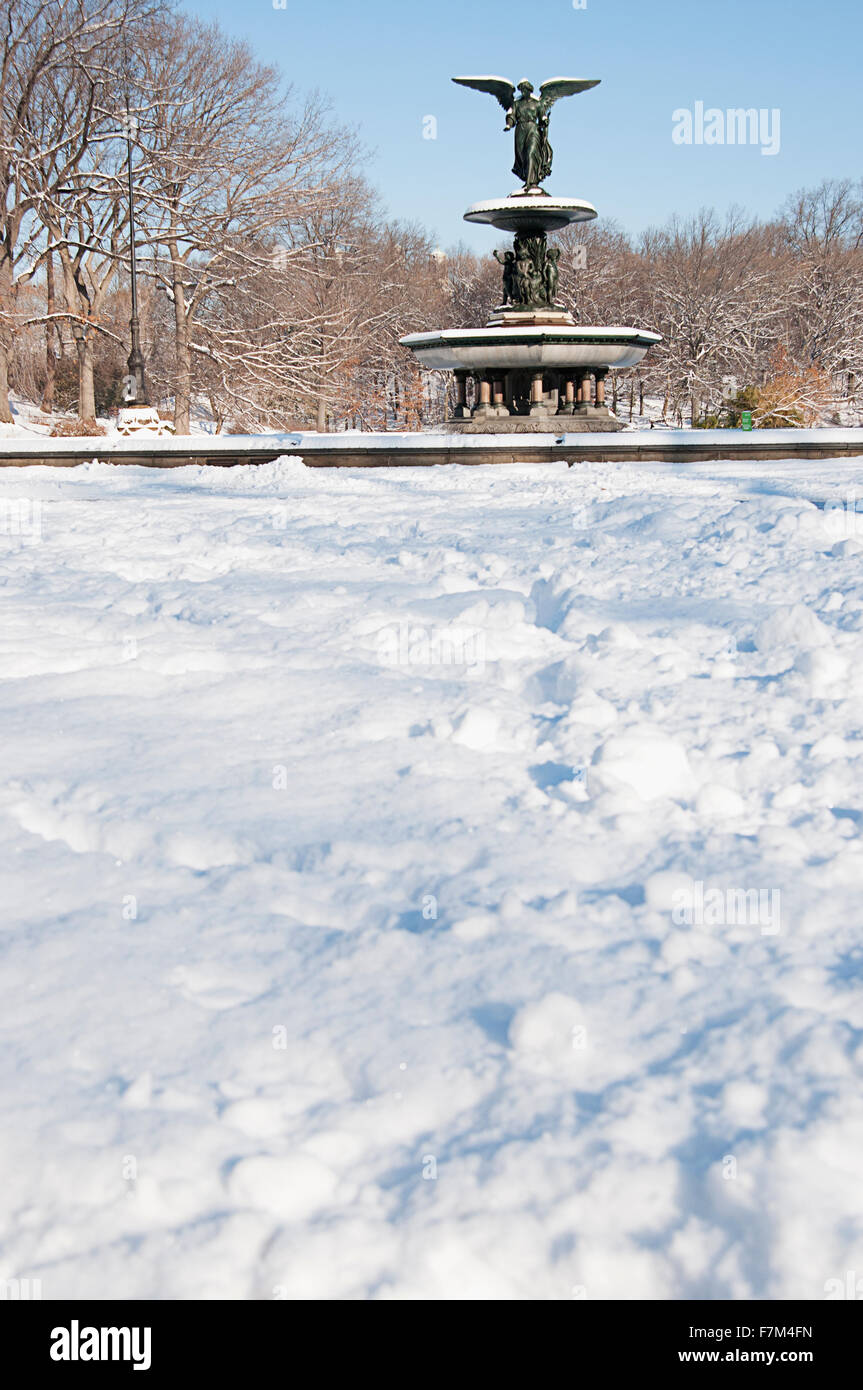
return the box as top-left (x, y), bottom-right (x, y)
top-left (401, 326), bottom-right (663, 345)
top-left (464, 195), bottom-right (598, 222)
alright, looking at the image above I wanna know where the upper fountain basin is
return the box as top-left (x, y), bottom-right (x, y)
top-left (464, 195), bottom-right (598, 234)
top-left (400, 326), bottom-right (662, 371)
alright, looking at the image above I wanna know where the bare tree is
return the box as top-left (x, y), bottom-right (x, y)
top-left (128, 13), bottom-right (356, 432)
top-left (779, 180), bottom-right (863, 401)
top-left (0, 0), bottom-right (161, 420)
top-left (634, 210), bottom-right (785, 424)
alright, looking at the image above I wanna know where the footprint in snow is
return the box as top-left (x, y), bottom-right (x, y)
top-left (169, 964), bottom-right (269, 1011)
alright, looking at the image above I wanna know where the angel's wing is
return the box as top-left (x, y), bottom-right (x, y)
top-left (538, 78), bottom-right (601, 112)
top-left (452, 76), bottom-right (516, 112)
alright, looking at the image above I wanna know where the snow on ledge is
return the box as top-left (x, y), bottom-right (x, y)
top-left (0, 426), bottom-right (861, 453)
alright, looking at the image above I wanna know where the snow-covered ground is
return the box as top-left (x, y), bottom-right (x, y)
top-left (2, 454), bottom-right (863, 1301)
top-left (4, 385), bottom-right (859, 441)
top-left (0, 392), bottom-right (221, 439)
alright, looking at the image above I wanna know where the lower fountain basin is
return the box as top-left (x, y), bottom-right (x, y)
top-left (400, 326), bottom-right (662, 371)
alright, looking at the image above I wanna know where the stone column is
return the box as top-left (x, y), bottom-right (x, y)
top-left (492, 376), bottom-right (506, 414)
top-left (453, 370), bottom-right (468, 419)
top-left (595, 368), bottom-right (608, 410)
top-left (560, 372), bottom-right (576, 414)
top-left (529, 370), bottom-right (547, 416)
top-left (575, 370), bottom-right (590, 408)
top-left (471, 372), bottom-right (496, 419)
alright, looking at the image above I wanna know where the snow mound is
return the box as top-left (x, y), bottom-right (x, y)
top-left (590, 726), bottom-right (695, 802)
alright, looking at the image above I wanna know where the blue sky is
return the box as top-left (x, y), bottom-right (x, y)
top-left (189, 0), bottom-right (862, 250)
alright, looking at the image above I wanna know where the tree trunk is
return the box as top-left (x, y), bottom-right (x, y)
top-left (169, 236), bottom-right (191, 434)
top-left (316, 394), bottom-right (327, 431)
top-left (0, 255), bottom-right (15, 422)
top-left (75, 332), bottom-right (96, 419)
top-left (0, 343), bottom-right (13, 423)
top-left (41, 251), bottom-right (56, 413)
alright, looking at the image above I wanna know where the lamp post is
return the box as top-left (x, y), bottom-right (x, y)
top-left (123, 96), bottom-right (147, 407)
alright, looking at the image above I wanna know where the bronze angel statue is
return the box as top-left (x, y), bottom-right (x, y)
top-left (452, 76), bottom-right (600, 192)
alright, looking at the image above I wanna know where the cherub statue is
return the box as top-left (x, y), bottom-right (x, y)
top-left (544, 246), bottom-right (561, 304)
top-left (513, 251), bottom-right (534, 305)
top-left (492, 248), bottom-right (516, 304)
top-left (452, 75), bottom-right (600, 191)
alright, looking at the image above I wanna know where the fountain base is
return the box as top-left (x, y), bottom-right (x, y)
top-left (448, 410), bottom-right (625, 434)
top-left (401, 327), bottom-right (660, 433)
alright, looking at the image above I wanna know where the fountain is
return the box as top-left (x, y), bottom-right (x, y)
top-left (401, 74), bottom-right (661, 432)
